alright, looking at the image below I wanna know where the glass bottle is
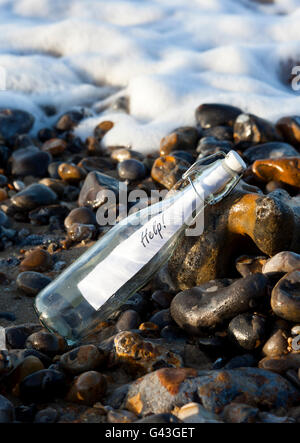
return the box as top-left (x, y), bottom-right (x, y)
top-left (34, 150), bottom-right (246, 344)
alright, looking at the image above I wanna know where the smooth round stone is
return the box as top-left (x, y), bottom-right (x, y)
top-left (202, 125), bottom-right (233, 141)
top-left (0, 109), bottom-right (34, 140)
top-left (0, 174), bottom-right (7, 186)
top-left (48, 161), bottom-right (63, 179)
top-left (11, 183), bottom-right (57, 211)
top-left (117, 159), bottom-right (146, 181)
top-left (195, 103), bottom-right (242, 128)
top-left (171, 274), bottom-right (269, 334)
top-left (11, 147), bottom-right (52, 177)
top-left (20, 369), bottom-right (67, 402)
top-left (66, 371), bottom-right (107, 406)
top-left (0, 395), bottom-right (15, 423)
top-left (228, 313), bottom-right (266, 350)
top-left (13, 180), bottom-right (25, 191)
top-left (177, 402), bottom-right (221, 423)
top-left (25, 331), bottom-right (67, 356)
top-left (116, 310), bottom-right (141, 332)
top-left (149, 309), bottom-right (172, 329)
top-left (151, 290), bottom-right (174, 309)
top-left (0, 210), bottom-right (8, 227)
top-left (41, 138), bottom-right (67, 156)
top-left (58, 162), bottom-right (86, 184)
top-left (34, 407), bottom-right (59, 423)
top-left (17, 272), bottom-right (51, 296)
top-left (64, 207), bottom-right (96, 230)
top-left (136, 413), bottom-right (182, 423)
top-left (271, 271), bottom-right (300, 322)
top-left (60, 345), bottom-right (105, 375)
top-left (196, 137), bottom-right (232, 157)
top-left (20, 249), bottom-right (52, 272)
top-left (252, 157), bottom-right (300, 187)
top-left (10, 356), bottom-right (45, 396)
top-left (243, 142), bottom-right (299, 163)
top-left (55, 109), bottom-right (85, 131)
top-left (276, 115), bottom-right (300, 145)
top-left (262, 329), bottom-right (288, 357)
top-left (107, 409), bottom-right (137, 423)
top-left (263, 251), bottom-right (300, 274)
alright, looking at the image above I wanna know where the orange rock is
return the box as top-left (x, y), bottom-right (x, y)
top-left (0, 188), bottom-right (7, 201)
top-left (151, 155), bottom-right (189, 189)
top-left (94, 121), bottom-right (114, 139)
top-left (20, 248), bottom-right (53, 272)
top-left (252, 157), bottom-right (300, 187)
top-left (160, 127), bottom-right (199, 156)
top-left (58, 163), bottom-right (86, 184)
top-left (276, 116), bottom-right (300, 146)
top-left (157, 368), bottom-right (197, 395)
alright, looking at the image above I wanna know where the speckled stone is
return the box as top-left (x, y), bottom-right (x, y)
top-left (65, 371), bottom-right (107, 406)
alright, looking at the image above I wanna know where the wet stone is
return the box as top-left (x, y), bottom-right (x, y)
top-left (65, 371), bottom-right (107, 406)
top-left (0, 395), bottom-right (15, 423)
top-left (25, 331), bottom-right (67, 357)
top-left (9, 356), bottom-right (45, 397)
top-left (55, 109), bottom-right (85, 131)
top-left (41, 138), bottom-right (67, 156)
top-left (39, 178), bottom-right (65, 198)
top-left (64, 207), bottom-right (96, 230)
top-left (67, 223), bottom-right (96, 242)
top-left (170, 274), bottom-right (268, 334)
top-left (60, 344), bottom-right (105, 375)
top-left (78, 171), bottom-right (120, 209)
top-left (151, 155), bottom-right (189, 190)
top-left (252, 157), bottom-right (300, 187)
top-left (234, 113), bottom-right (281, 145)
top-left (78, 157), bottom-right (114, 173)
top-left (172, 150), bottom-right (194, 164)
top-left (276, 115), bottom-right (300, 146)
top-left (195, 103), bottom-right (242, 128)
top-left (159, 127), bottom-right (199, 156)
top-left (111, 148), bottom-right (144, 163)
top-left (262, 329), bottom-right (288, 357)
top-left (228, 313), bottom-right (266, 351)
top-left (5, 324), bottom-right (42, 349)
top-left (116, 310), bottom-right (141, 332)
top-left (58, 163), bottom-right (86, 184)
top-left (11, 147), bottom-right (52, 177)
top-left (94, 120), bottom-right (114, 140)
top-left (117, 159), bottom-right (146, 181)
top-left (271, 271), bottom-right (300, 322)
top-left (20, 249), bottom-right (52, 272)
top-left (0, 109), bottom-right (34, 141)
top-left (11, 183), bottom-right (57, 211)
top-left (19, 369), bottom-right (67, 402)
top-left (243, 142), bottom-right (299, 163)
top-left (16, 271), bottom-right (52, 296)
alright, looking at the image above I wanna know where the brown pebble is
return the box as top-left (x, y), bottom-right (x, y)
top-left (58, 163), bottom-right (86, 184)
top-left (20, 249), bottom-right (53, 272)
top-left (252, 158), bottom-right (300, 188)
top-left (41, 138), bottom-right (67, 156)
top-left (94, 121), bottom-right (114, 139)
top-left (151, 155), bottom-right (189, 189)
top-left (262, 329), bottom-right (288, 357)
top-left (65, 371), bottom-right (107, 406)
top-left (0, 188), bottom-right (7, 201)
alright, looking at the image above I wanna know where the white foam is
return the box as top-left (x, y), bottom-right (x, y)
top-left (0, 0), bottom-right (300, 153)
